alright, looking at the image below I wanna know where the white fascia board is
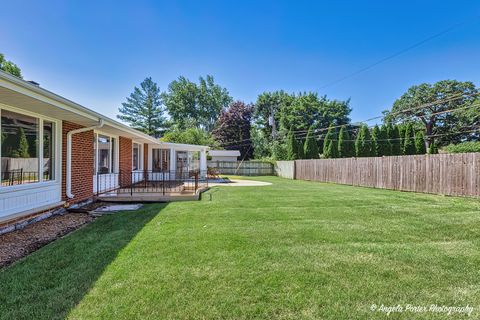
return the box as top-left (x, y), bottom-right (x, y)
top-left (0, 71), bottom-right (159, 144)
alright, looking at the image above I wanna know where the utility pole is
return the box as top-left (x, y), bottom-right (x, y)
top-left (269, 104), bottom-right (277, 139)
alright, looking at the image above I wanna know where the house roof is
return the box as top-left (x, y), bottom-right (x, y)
top-left (208, 150), bottom-right (241, 157)
top-left (0, 70), bottom-right (208, 150)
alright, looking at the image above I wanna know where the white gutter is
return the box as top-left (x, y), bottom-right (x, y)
top-left (66, 119), bottom-right (104, 199)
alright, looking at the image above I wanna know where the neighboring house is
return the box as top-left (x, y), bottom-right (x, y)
top-left (208, 150), bottom-right (240, 162)
top-left (0, 70), bottom-right (208, 227)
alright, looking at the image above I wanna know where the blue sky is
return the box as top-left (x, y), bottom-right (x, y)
top-left (1, 1), bottom-right (479, 123)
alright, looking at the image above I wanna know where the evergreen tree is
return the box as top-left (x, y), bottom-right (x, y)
top-left (18, 128), bottom-right (30, 158)
top-left (286, 128), bottom-right (298, 160)
top-left (296, 138), bottom-right (305, 159)
top-left (414, 131), bottom-right (427, 154)
top-left (118, 77), bottom-right (167, 137)
top-left (428, 140), bottom-right (438, 154)
top-left (371, 125), bottom-right (380, 156)
top-left (403, 123), bottom-right (416, 155)
top-left (323, 125), bottom-right (337, 158)
top-left (390, 124), bottom-right (402, 155)
top-left (338, 126), bottom-right (353, 158)
top-left (378, 125), bottom-right (391, 156)
top-left (355, 125), bottom-right (372, 157)
top-left (327, 137), bottom-right (338, 158)
top-left (304, 127), bottom-right (319, 159)
top-left (398, 124), bottom-right (407, 153)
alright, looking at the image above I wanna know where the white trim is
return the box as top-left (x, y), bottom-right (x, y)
top-left (132, 141), bottom-right (142, 171)
top-left (94, 130), bottom-right (119, 174)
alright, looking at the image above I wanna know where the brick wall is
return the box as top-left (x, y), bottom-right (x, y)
top-left (119, 136), bottom-right (132, 187)
top-left (62, 121), bottom-right (94, 204)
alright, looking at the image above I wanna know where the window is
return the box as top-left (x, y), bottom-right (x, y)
top-left (94, 133), bottom-right (116, 174)
top-left (94, 134), bottom-right (115, 174)
top-left (132, 143), bottom-right (140, 171)
top-left (1, 109), bottom-right (56, 187)
top-left (152, 149), bottom-right (169, 172)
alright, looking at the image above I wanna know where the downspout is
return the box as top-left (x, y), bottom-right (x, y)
top-left (66, 119), bottom-right (104, 199)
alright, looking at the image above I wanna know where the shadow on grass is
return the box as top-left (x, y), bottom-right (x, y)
top-left (0, 203), bottom-right (165, 320)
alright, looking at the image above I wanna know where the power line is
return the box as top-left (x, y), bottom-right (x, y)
top-left (317, 19), bottom-right (471, 89)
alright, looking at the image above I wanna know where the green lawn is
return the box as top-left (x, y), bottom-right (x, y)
top-left (1, 177), bottom-right (480, 319)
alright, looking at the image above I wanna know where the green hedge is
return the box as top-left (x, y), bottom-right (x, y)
top-left (443, 141), bottom-right (480, 154)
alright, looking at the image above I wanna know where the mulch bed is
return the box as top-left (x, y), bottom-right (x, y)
top-left (0, 213), bottom-right (94, 268)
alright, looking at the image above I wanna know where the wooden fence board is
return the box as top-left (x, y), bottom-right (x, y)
top-left (294, 153), bottom-right (480, 198)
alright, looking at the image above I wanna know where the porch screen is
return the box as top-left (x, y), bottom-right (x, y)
top-left (152, 149), bottom-right (170, 172)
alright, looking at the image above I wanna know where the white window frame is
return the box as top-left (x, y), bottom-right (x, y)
top-left (94, 131), bottom-right (119, 174)
top-left (132, 142), bottom-right (142, 171)
top-left (0, 103), bottom-right (61, 192)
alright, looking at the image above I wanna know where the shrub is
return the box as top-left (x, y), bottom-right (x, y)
top-left (443, 141), bottom-right (480, 154)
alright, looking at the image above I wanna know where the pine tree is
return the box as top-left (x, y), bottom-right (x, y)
top-left (371, 125), bottom-right (380, 157)
top-left (403, 123), bottom-right (416, 155)
top-left (286, 128), bottom-right (297, 160)
top-left (398, 124), bottom-right (407, 153)
top-left (390, 124), bottom-right (402, 155)
top-left (323, 125), bottom-right (337, 158)
top-left (428, 140), bottom-right (438, 154)
top-left (297, 138), bottom-right (305, 159)
top-left (117, 77), bottom-right (166, 137)
top-left (338, 126), bottom-right (353, 158)
top-left (378, 125), bottom-right (391, 156)
top-left (304, 126), bottom-right (319, 159)
top-left (14, 127), bottom-right (30, 158)
top-left (355, 125), bottom-right (372, 157)
top-left (414, 131), bottom-right (427, 154)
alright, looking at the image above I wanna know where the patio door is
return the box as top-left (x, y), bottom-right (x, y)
top-left (176, 151), bottom-right (188, 176)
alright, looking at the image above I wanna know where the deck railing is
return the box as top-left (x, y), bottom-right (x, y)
top-left (95, 170), bottom-right (208, 196)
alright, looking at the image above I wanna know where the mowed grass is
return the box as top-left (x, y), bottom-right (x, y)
top-left (1, 177), bottom-right (480, 319)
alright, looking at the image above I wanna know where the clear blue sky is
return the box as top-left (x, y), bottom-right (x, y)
top-left (1, 1), bottom-right (479, 123)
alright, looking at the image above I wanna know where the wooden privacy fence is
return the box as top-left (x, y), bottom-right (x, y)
top-left (208, 160), bottom-right (274, 176)
top-left (295, 153), bottom-right (480, 197)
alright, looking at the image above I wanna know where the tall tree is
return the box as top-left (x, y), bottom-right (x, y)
top-left (162, 75), bottom-right (232, 131)
top-left (383, 80), bottom-right (478, 147)
top-left (371, 125), bottom-right (380, 157)
top-left (415, 131), bottom-right (427, 154)
top-left (323, 125), bottom-right (337, 158)
top-left (286, 128), bottom-right (298, 160)
top-left (117, 77), bottom-right (166, 137)
top-left (338, 126), bottom-right (354, 158)
top-left (0, 53), bottom-right (22, 78)
top-left (355, 125), bottom-right (372, 157)
top-left (403, 123), bottom-right (416, 155)
top-left (378, 125), bottom-right (391, 156)
top-left (161, 128), bottom-right (217, 147)
top-left (390, 124), bottom-right (402, 156)
top-left (212, 101), bottom-right (253, 159)
top-left (198, 75), bottom-right (234, 131)
top-left (297, 138), bottom-right (305, 159)
top-left (279, 92), bottom-right (351, 133)
top-left (304, 126), bottom-right (319, 159)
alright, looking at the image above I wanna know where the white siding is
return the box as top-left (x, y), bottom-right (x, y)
top-left (0, 183), bottom-right (62, 219)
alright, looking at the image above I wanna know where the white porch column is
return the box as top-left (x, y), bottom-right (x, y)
top-left (169, 148), bottom-right (176, 172)
top-left (200, 148), bottom-right (207, 177)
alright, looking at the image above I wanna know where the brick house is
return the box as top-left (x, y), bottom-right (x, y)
top-left (0, 70), bottom-right (208, 227)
